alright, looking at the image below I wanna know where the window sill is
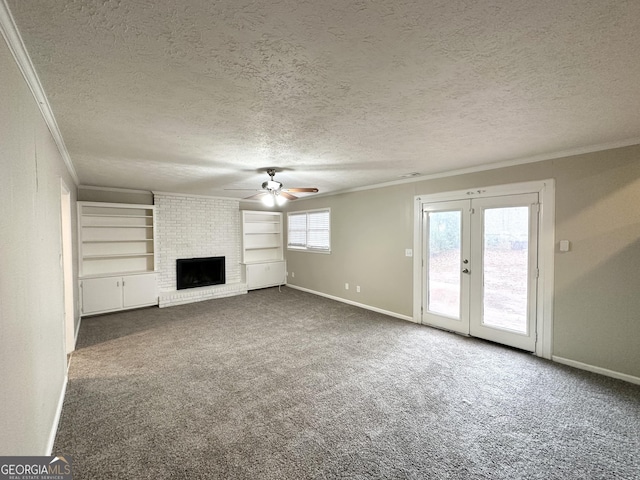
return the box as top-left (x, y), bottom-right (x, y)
top-left (287, 247), bottom-right (331, 254)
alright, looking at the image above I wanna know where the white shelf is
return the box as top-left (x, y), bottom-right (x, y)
top-left (83, 253), bottom-right (154, 260)
top-left (82, 214), bottom-right (153, 218)
top-left (83, 239), bottom-right (154, 244)
top-left (78, 201), bottom-right (157, 278)
top-left (81, 270), bottom-right (157, 279)
top-left (82, 225), bottom-right (153, 228)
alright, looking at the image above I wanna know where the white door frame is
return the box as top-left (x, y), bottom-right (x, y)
top-left (60, 180), bottom-right (76, 354)
top-left (413, 179), bottom-right (555, 359)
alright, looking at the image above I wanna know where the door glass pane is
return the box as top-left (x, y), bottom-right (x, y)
top-left (482, 207), bottom-right (529, 333)
top-left (427, 211), bottom-right (461, 318)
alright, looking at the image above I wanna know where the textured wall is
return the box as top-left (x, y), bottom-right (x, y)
top-left (285, 146), bottom-right (640, 379)
top-left (154, 194), bottom-right (242, 295)
top-left (0, 37), bottom-right (78, 454)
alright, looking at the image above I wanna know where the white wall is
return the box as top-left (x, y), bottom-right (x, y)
top-left (0, 35), bottom-right (78, 453)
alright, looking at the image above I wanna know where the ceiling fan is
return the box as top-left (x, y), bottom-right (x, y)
top-left (244, 169), bottom-right (319, 206)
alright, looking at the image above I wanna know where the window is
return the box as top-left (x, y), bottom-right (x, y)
top-left (287, 209), bottom-right (330, 252)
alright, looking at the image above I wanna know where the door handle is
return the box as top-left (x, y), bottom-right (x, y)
top-left (462, 268), bottom-right (470, 274)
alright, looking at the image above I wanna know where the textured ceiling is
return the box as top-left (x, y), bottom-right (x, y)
top-left (7, 0), bottom-right (640, 198)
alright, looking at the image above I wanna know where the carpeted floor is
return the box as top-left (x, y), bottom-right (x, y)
top-left (55, 287), bottom-right (640, 479)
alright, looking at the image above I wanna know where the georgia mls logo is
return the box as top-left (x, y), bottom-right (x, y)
top-left (0, 456), bottom-right (72, 480)
top-left (49, 456), bottom-right (71, 475)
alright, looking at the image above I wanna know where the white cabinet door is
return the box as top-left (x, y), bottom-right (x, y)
top-left (82, 277), bottom-right (122, 314)
top-left (82, 274), bottom-right (158, 315)
top-left (123, 273), bottom-right (158, 308)
top-left (246, 261), bottom-right (285, 290)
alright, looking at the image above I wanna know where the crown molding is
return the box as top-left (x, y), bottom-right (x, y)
top-left (152, 191), bottom-right (242, 202)
top-left (312, 138), bottom-right (640, 199)
top-left (79, 185), bottom-right (152, 195)
top-left (0, 0), bottom-right (79, 185)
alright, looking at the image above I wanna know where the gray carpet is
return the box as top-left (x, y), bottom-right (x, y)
top-left (55, 287), bottom-right (640, 479)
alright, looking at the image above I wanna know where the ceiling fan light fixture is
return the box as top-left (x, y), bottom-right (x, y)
top-left (261, 194), bottom-right (275, 207)
top-left (248, 169), bottom-right (317, 204)
top-left (275, 193), bottom-right (287, 206)
top-left (261, 191), bottom-right (286, 207)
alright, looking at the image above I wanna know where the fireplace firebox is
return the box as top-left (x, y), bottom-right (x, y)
top-left (176, 256), bottom-right (225, 290)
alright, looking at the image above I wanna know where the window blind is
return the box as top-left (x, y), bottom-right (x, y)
top-left (287, 209), bottom-right (330, 251)
top-left (287, 213), bottom-right (307, 248)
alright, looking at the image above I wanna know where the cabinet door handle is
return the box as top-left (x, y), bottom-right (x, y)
top-left (117, 281), bottom-right (120, 287)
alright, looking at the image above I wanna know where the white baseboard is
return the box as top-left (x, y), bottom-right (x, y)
top-left (552, 356), bottom-right (640, 385)
top-left (286, 284), bottom-right (415, 323)
top-left (46, 374), bottom-right (68, 455)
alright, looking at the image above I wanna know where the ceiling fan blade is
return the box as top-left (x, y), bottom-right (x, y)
top-left (280, 191), bottom-right (298, 200)
top-left (283, 187), bottom-right (319, 193)
top-left (244, 192), bottom-right (267, 200)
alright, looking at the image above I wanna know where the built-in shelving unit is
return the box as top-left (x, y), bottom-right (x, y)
top-left (241, 210), bottom-right (286, 289)
top-left (241, 211), bottom-right (284, 263)
top-left (78, 202), bottom-right (158, 315)
top-left (79, 204), bottom-right (155, 276)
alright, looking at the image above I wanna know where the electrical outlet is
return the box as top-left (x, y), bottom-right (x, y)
top-left (356, 286), bottom-right (361, 293)
top-left (405, 249), bottom-right (413, 257)
top-left (345, 283), bottom-right (349, 290)
top-left (291, 272), bottom-right (295, 278)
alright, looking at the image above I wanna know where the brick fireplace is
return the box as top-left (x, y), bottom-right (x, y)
top-left (154, 193), bottom-right (247, 307)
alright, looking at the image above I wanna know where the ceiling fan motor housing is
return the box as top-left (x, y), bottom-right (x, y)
top-left (262, 179), bottom-right (283, 192)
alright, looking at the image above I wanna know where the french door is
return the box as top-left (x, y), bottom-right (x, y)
top-left (422, 193), bottom-right (539, 351)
